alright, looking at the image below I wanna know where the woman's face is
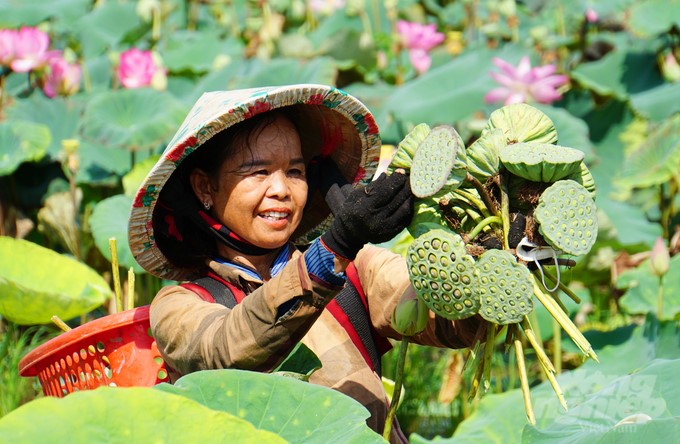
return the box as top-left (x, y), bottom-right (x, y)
top-left (202, 115), bottom-right (308, 251)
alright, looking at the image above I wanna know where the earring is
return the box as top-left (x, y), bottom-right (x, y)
top-left (203, 201), bottom-right (211, 211)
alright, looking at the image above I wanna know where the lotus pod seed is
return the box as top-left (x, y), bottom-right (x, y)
top-left (406, 229), bottom-right (479, 320)
top-left (535, 180), bottom-right (598, 256)
top-left (410, 126), bottom-right (464, 198)
top-left (475, 249), bottom-right (534, 325)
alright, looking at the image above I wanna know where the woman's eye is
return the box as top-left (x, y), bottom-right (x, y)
top-left (253, 169), bottom-right (268, 176)
top-left (288, 168), bottom-right (304, 176)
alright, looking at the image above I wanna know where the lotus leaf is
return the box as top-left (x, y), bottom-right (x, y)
top-left (0, 237), bottom-right (111, 324)
top-left (482, 103), bottom-right (558, 145)
top-left (0, 386), bottom-right (286, 443)
top-left (0, 120), bottom-right (51, 176)
top-left (499, 142), bottom-right (584, 183)
top-left (157, 369), bottom-right (385, 443)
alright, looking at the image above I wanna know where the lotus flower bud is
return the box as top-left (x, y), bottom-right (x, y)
top-left (392, 286), bottom-right (429, 336)
top-left (650, 237), bottom-right (670, 277)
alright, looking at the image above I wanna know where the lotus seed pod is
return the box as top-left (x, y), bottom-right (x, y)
top-left (466, 127), bottom-right (505, 181)
top-left (389, 123), bottom-right (431, 171)
top-left (406, 229), bottom-right (480, 320)
top-left (410, 125), bottom-right (465, 198)
top-left (476, 249), bottom-right (534, 325)
top-left (535, 180), bottom-right (598, 256)
top-left (564, 161), bottom-right (596, 201)
top-left (482, 103), bottom-right (558, 145)
top-left (500, 142), bottom-right (584, 182)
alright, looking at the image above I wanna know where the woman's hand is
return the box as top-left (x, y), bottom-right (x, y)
top-left (321, 171), bottom-right (414, 260)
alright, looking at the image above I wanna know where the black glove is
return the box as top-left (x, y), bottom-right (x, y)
top-left (321, 171), bottom-right (414, 260)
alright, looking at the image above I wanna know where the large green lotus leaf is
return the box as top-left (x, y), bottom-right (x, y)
top-left (156, 369), bottom-right (384, 443)
top-left (76, 139), bottom-right (132, 184)
top-left (617, 254), bottom-right (680, 321)
top-left (6, 95), bottom-right (84, 159)
top-left (615, 114), bottom-right (680, 191)
top-left (466, 128), bottom-right (505, 181)
top-left (0, 237), bottom-right (110, 324)
top-left (586, 100), bottom-right (661, 246)
top-left (74, 2), bottom-right (142, 58)
top-left (523, 359), bottom-right (680, 442)
top-left (161, 29), bottom-right (245, 74)
top-left (630, 83), bottom-right (680, 122)
top-left (0, 387), bottom-right (286, 443)
top-left (89, 194), bottom-right (144, 274)
top-left (417, 317), bottom-right (680, 443)
top-left (628, 0), bottom-right (680, 37)
top-left (482, 103), bottom-right (558, 145)
top-left (0, 120), bottom-right (51, 176)
top-left (571, 50), bottom-right (628, 99)
top-left (80, 89), bottom-right (186, 152)
top-left (0, 0), bottom-right (88, 27)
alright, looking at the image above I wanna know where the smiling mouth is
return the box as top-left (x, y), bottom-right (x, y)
top-left (259, 211), bottom-right (289, 221)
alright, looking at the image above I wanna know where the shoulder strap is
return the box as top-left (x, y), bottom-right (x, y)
top-left (179, 273), bottom-right (245, 308)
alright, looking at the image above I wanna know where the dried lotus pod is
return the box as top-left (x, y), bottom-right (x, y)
top-left (482, 103), bottom-right (558, 145)
top-left (476, 249), bottom-right (534, 325)
top-left (389, 123), bottom-right (431, 171)
top-left (410, 125), bottom-right (465, 198)
top-left (466, 127), bottom-right (505, 181)
top-left (534, 180), bottom-right (598, 256)
top-left (500, 142), bottom-right (584, 182)
top-left (406, 229), bottom-right (480, 320)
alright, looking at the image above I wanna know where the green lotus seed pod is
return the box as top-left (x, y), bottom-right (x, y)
top-left (389, 123), bottom-right (431, 171)
top-left (500, 142), bottom-right (585, 182)
top-left (406, 229), bottom-right (479, 320)
top-left (475, 249), bottom-right (534, 325)
top-left (466, 127), bottom-right (505, 181)
top-left (410, 125), bottom-right (466, 198)
top-left (563, 161), bottom-right (596, 201)
top-left (482, 103), bottom-right (558, 145)
top-left (535, 180), bottom-right (598, 256)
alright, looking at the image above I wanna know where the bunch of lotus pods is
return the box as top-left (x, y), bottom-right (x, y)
top-left (388, 103), bottom-right (599, 424)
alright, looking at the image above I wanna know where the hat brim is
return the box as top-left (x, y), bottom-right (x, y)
top-left (128, 84), bottom-right (381, 281)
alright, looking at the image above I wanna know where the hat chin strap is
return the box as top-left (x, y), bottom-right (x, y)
top-left (195, 210), bottom-right (278, 256)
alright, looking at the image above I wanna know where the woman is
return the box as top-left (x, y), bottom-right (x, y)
top-left (128, 84), bottom-right (479, 442)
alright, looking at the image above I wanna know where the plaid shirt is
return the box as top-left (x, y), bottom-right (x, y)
top-left (149, 245), bottom-right (481, 442)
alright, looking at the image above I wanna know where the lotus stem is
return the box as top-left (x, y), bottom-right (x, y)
top-left (536, 351), bottom-right (568, 412)
top-left (553, 318), bottom-right (562, 374)
top-left (541, 269), bottom-right (582, 304)
top-left (532, 270), bottom-right (569, 314)
top-left (127, 267), bottom-right (136, 311)
top-left (454, 188), bottom-right (492, 218)
top-left (531, 275), bottom-right (598, 362)
top-left (51, 315), bottom-right (71, 332)
top-left (513, 325), bottom-right (535, 425)
top-left (109, 238), bottom-right (123, 313)
top-left (657, 275), bottom-right (664, 320)
top-left (499, 172), bottom-right (511, 249)
top-left (466, 173), bottom-right (499, 216)
top-left (520, 317), bottom-right (556, 374)
top-left (383, 336), bottom-right (409, 441)
top-left (467, 215), bottom-right (503, 241)
top-left (481, 323), bottom-right (497, 392)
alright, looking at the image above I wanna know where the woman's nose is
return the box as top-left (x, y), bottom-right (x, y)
top-left (266, 171), bottom-right (291, 198)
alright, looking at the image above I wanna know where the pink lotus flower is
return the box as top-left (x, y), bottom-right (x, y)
top-left (10, 26), bottom-right (52, 73)
top-left (585, 8), bottom-right (598, 23)
top-left (117, 48), bottom-right (159, 89)
top-left (41, 55), bottom-right (82, 98)
top-left (396, 20), bottom-right (445, 74)
top-left (0, 29), bottom-right (18, 67)
top-left (484, 56), bottom-right (569, 105)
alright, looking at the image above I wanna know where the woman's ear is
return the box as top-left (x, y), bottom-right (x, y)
top-left (189, 169), bottom-right (214, 208)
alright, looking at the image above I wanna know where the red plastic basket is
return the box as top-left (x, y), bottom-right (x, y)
top-left (18, 305), bottom-right (169, 397)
